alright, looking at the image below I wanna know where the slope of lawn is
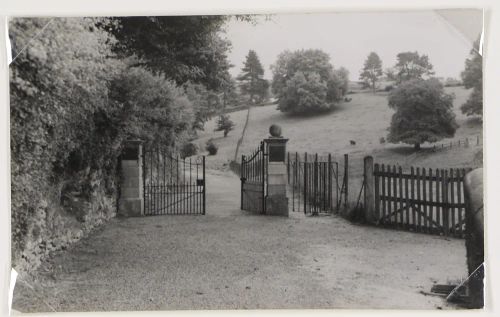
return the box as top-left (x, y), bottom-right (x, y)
top-left (238, 86), bottom-right (482, 203)
top-left (192, 107), bottom-right (250, 170)
top-left (195, 87), bottom-right (482, 176)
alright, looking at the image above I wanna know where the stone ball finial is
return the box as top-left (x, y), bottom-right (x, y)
top-left (269, 124), bottom-right (282, 137)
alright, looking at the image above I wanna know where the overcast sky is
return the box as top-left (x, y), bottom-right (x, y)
top-left (223, 10), bottom-right (482, 81)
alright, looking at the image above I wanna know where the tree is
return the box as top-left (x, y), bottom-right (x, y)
top-left (9, 17), bottom-right (203, 270)
top-left (221, 77), bottom-right (241, 108)
top-left (214, 114), bottom-right (235, 137)
top-left (98, 16), bottom-right (233, 91)
top-left (387, 78), bottom-right (458, 150)
top-left (184, 82), bottom-right (223, 131)
top-left (393, 51), bottom-right (434, 83)
top-left (270, 49), bottom-right (346, 114)
top-left (359, 52), bottom-right (383, 92)
top-left (333, 67), bottom-right (350, 96)
top-left (460, 39), bottom-right (482, 116)
top-left (237, 50), bottom-right (269, 104)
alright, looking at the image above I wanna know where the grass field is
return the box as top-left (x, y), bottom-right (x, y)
top-left (195, 86), bottom-right (482, 205)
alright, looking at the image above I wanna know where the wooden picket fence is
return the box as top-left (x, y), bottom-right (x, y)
top-left (373, 164), bottom-right (471, 238)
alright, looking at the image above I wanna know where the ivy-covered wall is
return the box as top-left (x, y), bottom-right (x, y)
top-left (9, 18), bottom-right (204, 273)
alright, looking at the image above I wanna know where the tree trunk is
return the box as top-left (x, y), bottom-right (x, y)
top-left (414, 143), bottom-right (421, 150)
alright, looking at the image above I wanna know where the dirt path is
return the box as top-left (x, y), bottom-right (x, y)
top-left (13, 169), bottom-right (467, 312)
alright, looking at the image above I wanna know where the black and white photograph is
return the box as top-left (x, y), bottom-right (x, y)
top-left (6, 6), bottom-right (487, 313)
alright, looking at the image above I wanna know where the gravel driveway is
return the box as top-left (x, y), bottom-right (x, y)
top-left (13, 169), bottom-right (467, 312)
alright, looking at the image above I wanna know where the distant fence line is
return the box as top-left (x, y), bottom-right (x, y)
top-left (431, 135), bottom-right (481, 151)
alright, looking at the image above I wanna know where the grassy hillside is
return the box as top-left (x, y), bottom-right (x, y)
top-left (192, 107), bottom-right (250, 170)
top-left (195, 87), bottom-right (482, 185)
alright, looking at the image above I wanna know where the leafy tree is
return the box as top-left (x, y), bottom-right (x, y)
top-left (237, 50), bottom-right (269, 104)
top-left (271, 49), bottom-right (346, 114)
top-left (98, 16), bottom-right (233, 91)
top-left (333, 67), bottom-right (350, 96)
top-left (221, 77), bottom-right (242, 108)
top-left (184, 82), bottom-right (223, 131)
top-left (387, 78), bottom-right (458, 150)
top-left (9, 17), bottom-right (201, 270)
top-left (280, 72), bottom-right (328, 113)
top-left (110, 66), bottom-right (195, 148)
top-left (10, 17), bottom-right (121, 269)
top-left (460, 39), bottom-right (482, 116)
top-left (393, 51), bottom-right (434, 83)
top-left (214, 114), bottom-right (235, 137)
top-left (359, 52), bottom-right (383, 92)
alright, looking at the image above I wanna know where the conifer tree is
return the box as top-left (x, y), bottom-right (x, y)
top-left (359, 52), bottom-right (383, 92)
top-left (237, 50), bottom-right (269, 104)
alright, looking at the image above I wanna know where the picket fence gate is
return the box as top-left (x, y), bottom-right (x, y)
top-left (373, 164), bottom-right (471, 238)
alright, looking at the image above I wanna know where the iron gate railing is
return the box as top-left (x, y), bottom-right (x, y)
top-left (143, 148), bottom-right (205, 215)
top-left (287, 152), bottom-right (343, 214)
top-left (240, 141), bottom-right (266, 213)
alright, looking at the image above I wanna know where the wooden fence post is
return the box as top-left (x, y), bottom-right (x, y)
top-left (363, 156), bottom-right (375, 223)
top-left (304, 152), bottom-right (308, 214)
top-left (241, 155), bottom-right (245, 210)
top-left (344, 154), bottom-right (349, 208)
top-left (328, 153), bottom-right (333, 212)
top-left (287, 152), bottom-right (290, 184)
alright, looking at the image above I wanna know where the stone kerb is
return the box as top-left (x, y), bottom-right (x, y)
top-left (118, 140), bottom-right (144, 217)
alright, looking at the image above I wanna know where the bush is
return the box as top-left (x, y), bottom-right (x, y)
top-left (271, 49), bottom-right (348, 114)
top-left (384, 85), bottom-right (394, 92)
top-left (9, 17), bottom-right (198, 272)
top-left (181, 142), bottom-right (198, 158)
top-left (205, 139), bottom-right (218, 155)
top-left (214, 114), bottom-right (235, 137)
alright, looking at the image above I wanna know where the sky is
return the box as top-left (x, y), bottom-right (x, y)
top-left (223, 10), bottom-right (482, 81)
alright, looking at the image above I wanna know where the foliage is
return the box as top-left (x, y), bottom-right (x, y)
top-left (333, 67), bottom-right (350, 96)
top-left (109, 66), bottom-right (195, 148)
top-left (181, 142), bottom-right (198, 158)
top-left (9, 17), bottom-right (202, 271)
top-left (387, 78), bottom-right (458, 149)
top-left (461, 87), bottom-right (482, 117)
top-left (205, 139), bottom-right (219, 155)
top-left (279, 72), bottom-right (328, 112)
top-left (359, 52), bottom-right (383, 92)
top-left (444, 77), bottom-right (463, 87)
top-left (98, 16), bottom-right (235, 91)
top-left (270, 49), bottom-right (347, 114)
top-left (221, 77), bottom-right (242, 108)
top-left (237, 50), bottom-right (269, 104)
top-left (392, 51), bottom-right (434, 83)
top-left (460, 39), bottom-right (482, 116)
top-left (183, 82), bottom-right (223, 131)
top-left (10, 17), bottom-right (121, 270)
top-left (214, 114), bottom-right (236, 137)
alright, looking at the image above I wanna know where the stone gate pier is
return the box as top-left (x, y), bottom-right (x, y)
top-left (264, 126), bottom-right (289, 216)
top-left (118, 140), bottom-right (144, 217)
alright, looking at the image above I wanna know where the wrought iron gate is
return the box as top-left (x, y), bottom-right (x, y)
top-left (287, 152), bottom-right (344, 214)
top-left (143, 148), bottom-right (205, 215)
top-left (240, 141), bottom-right (266, 213)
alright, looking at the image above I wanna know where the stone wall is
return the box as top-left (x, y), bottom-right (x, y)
top-left (13, 168), bottom-right (118, 274)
